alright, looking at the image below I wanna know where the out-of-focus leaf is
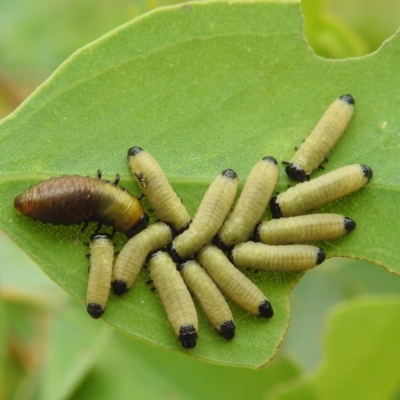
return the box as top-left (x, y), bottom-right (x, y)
top-left (268, 296), bottom-right (400, 399)
top-left (75, 328), bottom-right (301, 400)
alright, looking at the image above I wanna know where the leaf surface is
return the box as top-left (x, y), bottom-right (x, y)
top-left (0, 1), bottom-right (398, 367)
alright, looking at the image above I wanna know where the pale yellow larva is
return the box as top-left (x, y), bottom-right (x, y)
top-left (112, 222), bottom-right (174, 295)
top-left (128, 147), bottom-right (191, 232)
top-left (148, 251), bottom-right (198, 349)
top-left (285, 94), bottom-right (355, 182)
top-left (86, 233), bottom-right (115, 319)
top-left (270, 164), bottom-right (373, 218)
top-left (215, 156), bottom-right (278, 250)
top-left (196, 244), bottom-right (273, 318)
top-left (179, 260), bottom-right (235, 340)
top-left (169, 169), bottom-right (238, 262)
top-left (254, 213), bottom-right (356, 245)
top-left (229, 241), bottom-right (325, 271)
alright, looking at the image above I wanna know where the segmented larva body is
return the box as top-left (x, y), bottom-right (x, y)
top-left (270, 164), bottom-right (373, 218)
top-left (169, 169), bottom-right (238, 263)
top-left (128, 147), bottom-right (191, 232)
top-left (285, 94), bottom-right (355, 182)
top-left (148, 251), bottom-right (198, 349)
top-left (179, 260), bottom-right (235, 340)
top-left (14, 174), bottom-right (149, 237)
top-left (230, 241), bottom-right (325, 271)
top-left (196, 245), bottom-right (273, 318)
top-left (112, 222), bottom-right (174, 295)
top-left (215, 156), bottom-right (278, 250)
top-left (86, 233), bottom-right (115, 319)
top-left (254, 213), bottom-right (356, 245)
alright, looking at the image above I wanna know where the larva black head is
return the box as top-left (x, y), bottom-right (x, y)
top-left (258, 300), bottom-right (274, 318)
top-left (339, 94), bottom-right (355, 106)
top-left (111, 280), bottom-right (128, 295)
top-left (179, 325), bottom-right (198, 349)
top-left (263, 156), bottom-right (278, 165)
top-left (212, 234), bottom-right (231, 252)
top-left (219, 320), bottom-right (235, 340)
top-left (174, 220), bottom-right (190, 235)
top-left (252, 222), bottom-right (262, 242)
top-left (360, 165), bottom-right (373, 181)
top-left (226, 249), bottom-right (235, 266)
top-left (177, 261), bottom-right (190, 272)
top-left (125, 213), bottom-right (150, 238)
top-left (14, 194), bottom-right (24, 213)
top-left (90, 233), bottom-right (112, 241)
top-left (87, 303), bottom-right (105, 319)
top-left (269, 197), bottom-right (283, 219)
top-left (285, 163), bottom-right (307, 182)
top-left (343, 217), bottom-right (356, 233)
top-left (165, 223), bottom-right (177, 240)
top-left (167, 243), bottom-right (185, 263)
top-left (146, 249), bottom-right (163, 264)
top-left (222, 169), bottom-right (237, 179)
top-left (316, 249), bottom-right (326, 265)
top-left (127, 146), bottom-right (144, 158)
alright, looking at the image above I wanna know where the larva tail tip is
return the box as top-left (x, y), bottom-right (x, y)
top-left (219, 320), bottom-right (235, 340)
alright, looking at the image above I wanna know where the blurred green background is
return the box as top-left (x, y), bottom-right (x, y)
top-left (1, 0), bottom-right (400, 399)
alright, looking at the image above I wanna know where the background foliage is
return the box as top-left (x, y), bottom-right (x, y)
top-left (1, 0), bottom-right (400, 399)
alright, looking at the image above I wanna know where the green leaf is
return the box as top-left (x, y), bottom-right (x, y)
top-left (0, 1), bottom-right (398, 367)
top-left (76, 326), bottom-right (301, 399)
top-left (267, 296), bottom-right (400, 399)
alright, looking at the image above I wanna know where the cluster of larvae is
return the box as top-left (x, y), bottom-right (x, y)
top-left (14, 94), bottom-right (372, 350)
